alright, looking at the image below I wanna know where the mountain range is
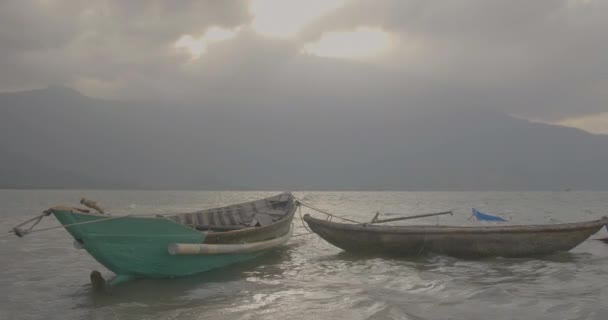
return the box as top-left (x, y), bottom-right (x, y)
top-left (1, 86), bottom-right (607, 190)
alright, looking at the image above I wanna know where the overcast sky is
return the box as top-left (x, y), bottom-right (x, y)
top-left (1, 0), bottom-right (607, 133)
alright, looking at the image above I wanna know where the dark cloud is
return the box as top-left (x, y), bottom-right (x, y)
top-left (0, 0), bottom-right (250, 92)
top-left (1, 0), bottom-right (607, 122)
top-left (305, 0), bottom-right (608, 120)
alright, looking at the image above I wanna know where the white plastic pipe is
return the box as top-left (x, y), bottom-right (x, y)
top-left (168, 226), bottom-right (292, 255)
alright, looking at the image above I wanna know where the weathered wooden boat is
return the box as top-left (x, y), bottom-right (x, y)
top-left (18, 193), bottom-right (295, 286)
top-left (304, 214), bottom-right (608, 258)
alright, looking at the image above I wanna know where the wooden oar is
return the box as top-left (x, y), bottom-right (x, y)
top-left (369, 211), bottom-right (453, 224)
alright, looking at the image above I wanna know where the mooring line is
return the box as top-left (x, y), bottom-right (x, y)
top-left (294, 198), bottom-right (362, 224)
top-left (6, 197), bottom-right (356, 239)
top-left (0, 231), bottom-right (15, 239)
top-left (297, 204), bottom-right (314, 234)
top-left (23, 215), bottom-right (133, 235)
top-left (7, 214), bottom-right (134, 238)
top-left (291, 232), bottom-right (314, 238)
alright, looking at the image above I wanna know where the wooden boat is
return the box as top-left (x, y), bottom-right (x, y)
top-left (304, 214), bottom-right (608, 258)
top-left (42, 193), bottom-right (296, 286)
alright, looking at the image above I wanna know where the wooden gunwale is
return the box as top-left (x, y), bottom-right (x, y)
top-left (304, 214), bottom-right (608, 235)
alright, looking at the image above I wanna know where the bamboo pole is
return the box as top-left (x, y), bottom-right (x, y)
top-left (370, 211), bottom-right (453, 224)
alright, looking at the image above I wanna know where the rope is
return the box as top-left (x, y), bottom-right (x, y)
top-left (7, 198), bottom-right (351, 239)
top-left (6, 213), bottom-right (134, 238)
top-left (13, 213), bottom-right (47, 230)
top-left (298, 205), bottom-right (313, 232)
top-left (0, 232), bottom-right (15, 239)
top-left (19, 215), bottom-right (133, 236)
top-left (29, 215), bottom-right (45, 230)
top-left (9, 212), bottom-right (49, 237)
top-left (291, 233), bottom-right (314, 238)
top-left (288, 207), bottom-right (313, 239)
top-left (295, 198), bottom-right (362, 224)
top-left (279, 201), bottom-right (317, 239)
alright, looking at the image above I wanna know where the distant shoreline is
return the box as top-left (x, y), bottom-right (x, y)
top-left (1, 188), bottom-right (606, 192)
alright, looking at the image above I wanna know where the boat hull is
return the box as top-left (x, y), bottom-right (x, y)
top-left (52, 209), bottom-right (260, 278)
top-left (304, 215), bottom-right (608, 258)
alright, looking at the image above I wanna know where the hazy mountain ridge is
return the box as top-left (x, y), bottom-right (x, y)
top-left (1, 87), bottom-right (607, 190)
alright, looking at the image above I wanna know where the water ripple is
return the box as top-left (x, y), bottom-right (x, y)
top-left (2, 190), bottom-right (608, 320)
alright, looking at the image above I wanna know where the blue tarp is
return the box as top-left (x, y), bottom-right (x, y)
top-left (472, 208), bottom-right (507, 222)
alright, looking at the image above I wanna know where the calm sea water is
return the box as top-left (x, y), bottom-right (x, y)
top-left (1, 190), bottom-right (607, 320)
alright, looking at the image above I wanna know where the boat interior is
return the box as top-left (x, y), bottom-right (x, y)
top-left (165, 193), bottom-right (296, 233)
